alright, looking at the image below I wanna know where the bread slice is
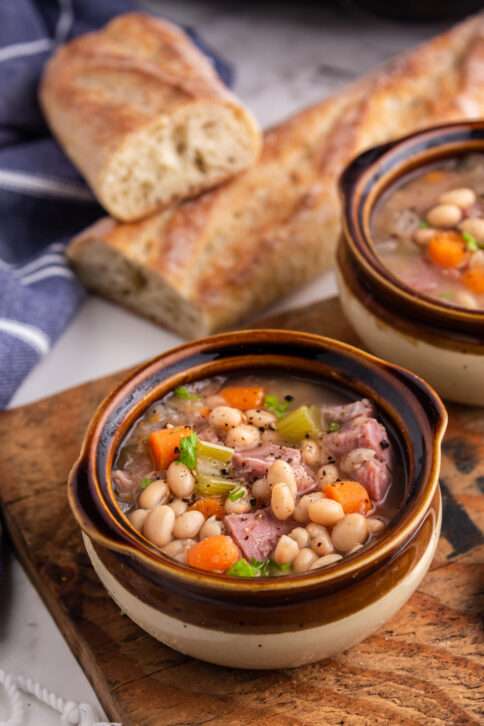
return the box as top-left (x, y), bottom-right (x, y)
top-left (68, 14), bottom-right (484, 338)
top-left (40, 13), bottom-right (261, 222)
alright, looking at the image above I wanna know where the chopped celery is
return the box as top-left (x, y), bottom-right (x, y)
top-left (195, 473), bottom-right (240, 497)
top-left (277, 405), bottom-right (320, 442)
top-left (197, 440), bottom-right (234, 462)
top-left (196, 456), bottom-right (226, 478)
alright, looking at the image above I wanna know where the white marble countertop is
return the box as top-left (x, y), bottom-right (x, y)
top-left (1, 2), bottom-right (447, 723)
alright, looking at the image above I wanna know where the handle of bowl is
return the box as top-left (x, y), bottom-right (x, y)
top-left (386, 365), bottom-right (448, 442)
top-left (67, 458), bottom-right (131, 555)
top-left (339, 139), bottom-right (398, 201)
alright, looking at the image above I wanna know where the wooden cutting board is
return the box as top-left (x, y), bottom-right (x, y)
top-left (0, 297), bottom-right (482, 726)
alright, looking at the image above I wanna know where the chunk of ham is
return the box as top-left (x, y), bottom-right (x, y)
top-left (112, 469), bottom-right (137, 496)
top-left (324, 414), bottom-right (392, 502)
top-left (232, 444), bottom-right (316, 493)
top-left (321, 399), bottom-right (374, 426)
top-left (225, 509), bottom-right (296, 561)
top-left (351, 458), bottom-right (391, 503)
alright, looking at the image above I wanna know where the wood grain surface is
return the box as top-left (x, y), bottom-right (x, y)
top-left (0, 297), bottom-right (482, 726)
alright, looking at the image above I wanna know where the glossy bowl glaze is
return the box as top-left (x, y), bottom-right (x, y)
top-left (337, 121), bottom-right (484, 406)
top-left (68, 330), bottom-right (446, 668)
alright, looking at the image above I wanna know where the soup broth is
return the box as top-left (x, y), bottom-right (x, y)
top-left (113, 372), bottom-right (401, 577)
top-left (372, 153), bottom-right (484, 309)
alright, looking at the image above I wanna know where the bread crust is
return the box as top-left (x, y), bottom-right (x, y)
top-left (68, 14), bottom-right (484, 337)
top-left (40, 13), bottom-right (261, 221)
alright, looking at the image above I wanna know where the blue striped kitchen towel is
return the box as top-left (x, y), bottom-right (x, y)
top-left (0, 0), bottom-right (233, 410)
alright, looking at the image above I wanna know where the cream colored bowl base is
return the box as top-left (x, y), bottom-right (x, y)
top-left (337, 268), bottom-right (484, 406)
top-left (83, 515), bottom-right (440, 670)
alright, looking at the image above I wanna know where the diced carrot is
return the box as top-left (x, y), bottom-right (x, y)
top-left (189, 497), bottom-right (225, 519)
top-left (427, 232), bottom-right (468, 269)
top-left (324, 481), bottom-right (371, 514)
top-left (221, 386), bottom-right (265, 410)
top-left (187, 535), bottom-right (240, 572)
top-left (198, 406), bottom-right (210, 418)
top-left (422, 170), bottom-right (448, 184)
top-left (462, 267), bottom-right (484, 294)
top-left (148, 426), bottom-right (192, 470)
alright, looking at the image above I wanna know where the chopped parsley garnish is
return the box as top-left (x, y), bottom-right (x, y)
top-left (269, 560), bottom-right (291, 574)
top-left (174, 386), bottom-right (200, 400)
top-left (418, 219), bottom-right (429, 229)
top-left (462, 231), bottom-right (479, 252)
top-left (140, 477), bottom-right (152, 490)
top-left (228, 484), bottom-right (246, 502)
top-left (327, 421), bottom-right (341, 433)
top-left (264, 394), bottom-right (290, 418)
top-left (178, 432), bottom-right (199, 469)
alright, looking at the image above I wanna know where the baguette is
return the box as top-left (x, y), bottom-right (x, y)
top-left (68, 14), bottom-right (484, 338)
top-left (40, 13), bottom-right (261, 221)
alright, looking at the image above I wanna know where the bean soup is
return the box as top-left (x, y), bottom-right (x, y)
top-left (372, 153), bottom-right (484, 309)
top-left (113, 374), bottom-right (399, 577)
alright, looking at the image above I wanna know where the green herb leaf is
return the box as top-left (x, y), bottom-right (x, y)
top-left (264, 394), bottom-right (289, 418)
top-left (327, 421), bottom-right (341, 433)
top-left (228, 484), bottom-right (246, 502)
top-left (174, 386), bottom-right (200, 400)
top-left (140, 477), bottom-right (152, 490)
top-left (440, 291), bottom-right (455, 301)
top-left (227, 558), bottom-right (263, 577)
top-left (418, 220), bottom-right (429, 229)
top-left (462, 231), bottom-right (479, 252)
top-left (178, 432), bottom-right (199, 470)
top-left (269, 560), bottom-right (291, 574)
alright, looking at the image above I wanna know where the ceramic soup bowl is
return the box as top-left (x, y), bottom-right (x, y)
top-left (68, 330), bottom-right (446, 669)
top-left (337, 121), bottom-right (484, 406)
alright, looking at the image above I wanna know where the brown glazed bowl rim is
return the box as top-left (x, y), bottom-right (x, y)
top-left (68, 330), bottom-right (447, 595)
top-left (339, 120), bottom-right (484, 330)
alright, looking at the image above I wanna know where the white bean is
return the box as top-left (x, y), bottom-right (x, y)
top-left (289, 527), bottom-right (310, 548)
top-left (308, 498), bottom-right (345, 527)
top-left (138, 480), bottom-right (169, 509)
top-left (261, 429), bottom-right (282, 444)
top-left (168, 498), bottom-right (188, 516)
top-left (246, 409), bottom-right (277, 429)
top-left (173, 510), bottom-right (205, 539)
top-left (301, 439), bottom-right (321, 467)
top-left (267, 460), bottom-right (297, 497)
top-left (162, 538), bottom-right (196, 563)
top-left (199, 516), bottom-right (223, 539)
top-left (208, 406), bottom-right (242, 430)
top-left (317, 463), bottom-right (339, 487)
top-left (225, 495), bottom-right (252, 515)
top-left (273, 535), bottom-right (299, 565)
top-left (307, 523), bottom-right (334, 556)
top-left (292, 548), bottom-right (318, 573)
top-left (439, 187), bottom-right (476, 209)
top-left (271, 482), bottom-right (295, 520)
top-left (469, 250), bottom-right (484, 269)
top-left (127, 508), bottom-right (149, 531)
top-left (426, 204), bottom-right (462, 228)
top-left (454, 290), bottom-right (478, 309)
top-left (166, 461), bottom-right (195, 498)
top-left (460, 217), bottom-right (484, 243)
top-left (340, 447), bottom-right (375, 475)
top-left (143, 505), bottom-right (175, 547)
top-left (310, 553), bottom-right (343, 570)
top-left (413, 227), bottom-right (437, 246)
top-left (252, 477), bottom-right (271, 502)
top-left (225, 424), bottom-right (261, 450)
top-left (205, 394), bottom-right (226, 409)
top-left (293, 492), bottom-right (323, 523)
top-left (367, 517), bottom-right (386, 534)
top-left (331, 513), bottom-right (368, 553)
